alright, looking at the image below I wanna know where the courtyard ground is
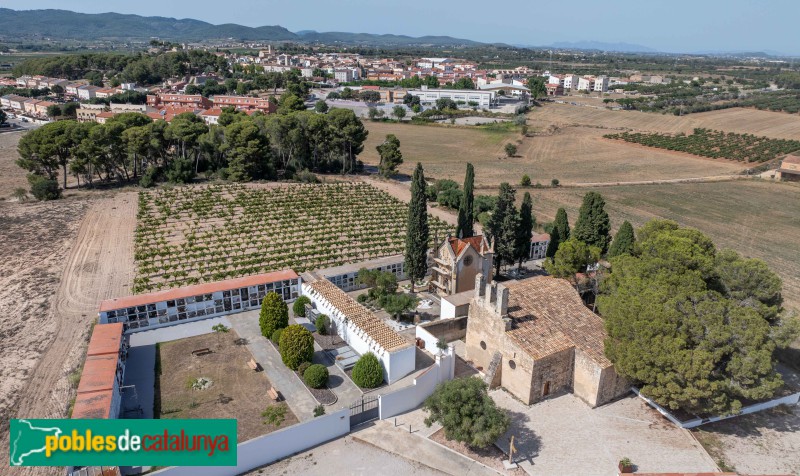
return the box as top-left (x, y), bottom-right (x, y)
top-left (246, 434), bottom-right (444, 476)
top-left (692, 404), bottom-right (800, 475)
top-left (155, 330), bottom-right (297, 442)
top-left (490, 390), bottom-right (718, 475)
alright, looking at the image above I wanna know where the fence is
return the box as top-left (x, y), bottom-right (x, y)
top-left (632, 387), bottom-right (800, 429)
top-left (350, 395), bottom-right (380, 427)
top-left (151, 409), bottom-right (350, 476)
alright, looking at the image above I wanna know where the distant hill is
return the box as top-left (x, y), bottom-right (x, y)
top-left (548, 41), bottom-right (659, 53)
top-left (0, 8), bottom-right (483, 46)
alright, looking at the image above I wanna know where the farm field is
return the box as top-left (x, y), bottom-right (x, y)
top-left (510, 179), bottom-right (800, 311)
top-left (361, 121), bottom-right (745, 187)
top-left (134, 182), bottom-right (453, 293)
top-left (530, 102), bottom-right (800, 139)
top-left (156, 332), bottom-right (297, 442)
top-left (605, 129), bottom-right (800, 163)
top-left (0, 131), bottom-right (29, 198)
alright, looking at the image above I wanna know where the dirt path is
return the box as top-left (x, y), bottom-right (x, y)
top-left (1, 192), bottom-right (137, 474)
top-left (566, 173), bottom-right (751, 188)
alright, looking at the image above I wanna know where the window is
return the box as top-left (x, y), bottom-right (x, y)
top-left (509, 360), bottom-right (516, 369)
top-left (480, 340), bottom-right (487, 350)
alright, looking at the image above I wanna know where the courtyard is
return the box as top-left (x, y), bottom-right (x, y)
top-left (155, 330), bottom-right (298, 442)
top-left (490, 390), bottom-right (718, 475)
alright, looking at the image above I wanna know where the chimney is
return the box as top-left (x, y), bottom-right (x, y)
top-left (474, 274), bottom-right (485, 299)
top-left (496, 283), bottom-right (509, 317)
top-left (485, 281), bottom-right (497, 307)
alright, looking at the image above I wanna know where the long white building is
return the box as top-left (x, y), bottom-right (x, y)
top-left (406, 85), bottom-right (497, 108)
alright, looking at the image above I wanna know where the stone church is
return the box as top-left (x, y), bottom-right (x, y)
top-left (465, 274), bottom-right (629, 407)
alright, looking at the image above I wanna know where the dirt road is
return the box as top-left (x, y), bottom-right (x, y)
top-left (1, 192), bottom-right (137, 474)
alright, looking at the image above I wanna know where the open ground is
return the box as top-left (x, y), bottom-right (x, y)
top-left (156, 331), bottom-right (298, 442)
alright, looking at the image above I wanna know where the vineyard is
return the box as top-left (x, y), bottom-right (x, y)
top-left (604, 128), bottom-right (800, 163)
top-left (133, 183), bottom-right (454, 293)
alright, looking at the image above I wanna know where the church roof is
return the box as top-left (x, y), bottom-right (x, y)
top-left (449, 235), bottom-right (489, 257)
top-left (504, 276), bottom-right (611, 367)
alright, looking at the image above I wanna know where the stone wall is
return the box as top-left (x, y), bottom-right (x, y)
top-left (527, 348), bottom-right (575, 405)
top-left (572, 348), bottom-right (603, 407)
top-left (596, 365), bottom-right (630, 406)
top-left (464, 295), bottom-right (507, 373)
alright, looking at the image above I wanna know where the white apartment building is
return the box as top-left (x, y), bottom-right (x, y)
top-left (563, 74), bottom-right (580, 90)
top-left (593, 76), bottom-right (609, 92)
top-left (333, 69), bottom-right (353, 82)
top-left (406, 85), bottom-right (497, 108)
top-left (577, 77), bottom-right (595, 91)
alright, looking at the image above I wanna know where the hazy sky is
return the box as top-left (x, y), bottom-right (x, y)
top-left (4, 0), bottom-right (799, 55)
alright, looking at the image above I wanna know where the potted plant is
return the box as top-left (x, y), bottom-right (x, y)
top-left (618, 457), bottom-right (633, 473)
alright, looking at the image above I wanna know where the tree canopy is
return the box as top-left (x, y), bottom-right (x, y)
top-left (599, 220), bottom-right (800, 415)
top-left (573, 191), bottom-right (611, 254)
top-left (486, 183), bottom-right (518, 277)
top-left (405, 163), bottom-right (429, 290)
top-left (376, 134), bottom-right (403, 178)
top-left (514, 192), bottom-right (535, 268)
top-left (423, 377), bottom-right (510, 449)
top-left (608, 220), bottom-right (635, 257)
top-left (545, 208), bottom-right (569, 258)
top-left (456, 163), bottom-right (475, 239)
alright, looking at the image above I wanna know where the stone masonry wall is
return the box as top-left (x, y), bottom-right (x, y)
top-left (527, 348), bottom-right (575, 405)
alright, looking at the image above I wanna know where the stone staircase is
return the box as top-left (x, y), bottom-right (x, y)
top-left (483, 351), bottom-right (502, 389)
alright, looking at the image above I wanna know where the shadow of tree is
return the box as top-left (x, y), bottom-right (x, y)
top-left (327, 374), bottom-right (345, 389)
top-left (496, 409), bottom-right (543, 466)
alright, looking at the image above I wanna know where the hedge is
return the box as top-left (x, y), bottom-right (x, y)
top-left (351, 352), bottom-right (383, 388)
top-left (293, 296), bottom-right (311, 317)
top-left (303, 364), bottom-right (329, 388)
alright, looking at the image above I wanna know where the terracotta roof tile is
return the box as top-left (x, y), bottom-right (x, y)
top-left (505, 276), bottom-right (611, 367)
top-left (87, 323), bottom-right (123, 356)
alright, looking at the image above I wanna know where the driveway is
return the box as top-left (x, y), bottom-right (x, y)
top-left (490, 390), bottom-right (718, 475)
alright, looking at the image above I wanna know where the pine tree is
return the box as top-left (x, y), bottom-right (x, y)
top-left (487, 183), bottom-right (517, 278)
top-left (515, 192), bottom-right (535, 269)
top-left (573, 191), bottom-right (611, 254)
top-left (405, 163), bottom-right (429, 292)
top-left (376, 134), bottom-right (403, 177)
top-left (457, 163), bottom-right (475, 238)
top-left (546, 208), bottom-right (570, 258)
top-left (608, 220), bottom-right (635, 257)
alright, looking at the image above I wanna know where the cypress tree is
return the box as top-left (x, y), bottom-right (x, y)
top-left (515, 192), bottom-right (535, 269)
top-left (573, 191), bottom-right (611, 254)
top-left (457, 163), bottom-right (475, 238)
top-left (546, 208), bottom-right (570, 258)
top-left (608, 220), bottom-right (635, 257)
top-left (405, 163), bottom-right (429, 292)
top-left (487, 183), bottom-right (517, 278)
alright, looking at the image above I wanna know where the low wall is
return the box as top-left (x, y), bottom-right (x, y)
top-left (633, 387), bottom-right (800, 429)
top-left (415, 325), bottom-right (441, 355)
top-left (379, 347), bottom-right (455, 420)
top-left (152, 409), bottom-right (350, 476)
top-left (419, 316), bottom-right (468, 343)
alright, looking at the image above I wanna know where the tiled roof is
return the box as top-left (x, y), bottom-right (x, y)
top-left (305, 278), bottom-right (410, 352)
top-left (449, 235), bottom-right (488, 257)
top-left (99, 269), bottom-right (298, 312)
top-left (505, 276), bottom-right (611, 367)
top-left (87, 323), bottom-right (123, 356)
top-left (531, 233), bottom-right (550, 243)
top-left (72, 390), bottom-right (113, 419)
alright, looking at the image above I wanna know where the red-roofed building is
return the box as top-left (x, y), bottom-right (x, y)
top-left (431, 234), bottom-right (493, 295)
top-left (147, 93), bottom-right (211, 109)
top-left (72, 323), bottom-right (127, 420)
top-left (212, 95), bottom-right (277, 114)
top-left (99, 270), bottom-right (300, 333)
top-left (529, 232), bottom-right (551, 260)
top-left (779, 154), bottom-right (800, 182)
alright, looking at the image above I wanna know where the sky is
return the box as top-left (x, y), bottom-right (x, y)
top-left (4, 0), bottom-right (800, 55)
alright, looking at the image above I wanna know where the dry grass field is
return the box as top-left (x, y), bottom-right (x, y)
top-left (361, 121), bottom-right (745, 187)
top-left (0, 131), bottom-right (29, 197)
top-left (157, 332), bottom-right (298, 442)
top-left (511, 180), bottom-right (800, 311)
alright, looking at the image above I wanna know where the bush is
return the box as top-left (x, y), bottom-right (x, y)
top-left (303, 364), bottom-right (329, 388)
top-left (551, 178), bottom-right (560, 187)
top-left (351, 352), bottom-right (383, 388)
top-left (293, 296), bottom-right (311, 317)
top-left (520, 174), bottom-right (531, 187)
top-left (259, 292), bottom-right (288, 338)
top-left (313, 405), bottom-right (326, 417)
top-left (297, 361), bottom-right (312, 376)
top-left (28, 175), bottom-right (61, 201)
top-left (270, 328), bottom-right (284, 344)
top-left (315, 314), bottom-right (329, 335)
top-left (165, 157), bottom-right (196, 184)
top-left (139, 165), bottom-right (162, 188)
top-left (504, 143), bottom-right (517, 157)
top-left (279, 324), bottom-right (314, 370)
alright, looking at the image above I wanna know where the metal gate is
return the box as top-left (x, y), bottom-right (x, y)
top-left (349, 396), bottom-right (379, 427)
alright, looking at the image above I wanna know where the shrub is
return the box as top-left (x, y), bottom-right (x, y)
top-left (351, 352), bottom-right (383, 388)
top-left (262, 404), bottom-right (287, 427)
top-left (297, 361), bottom-right (312, 376)
top-left (504, 143), bottom-right (517, 157)
top-left (292, 296), bottom-right (311, 317)
top-left (28, 175), bottom-right (61, 201)
top-left (313, 405), bottom-right (326, 417)
top-left (315, 314), bottom-right (329, 335)
top-left (270, 328), bottom-right (283, 344)
top-left (520, 174), bottom-right (531, 187)
top-left (259, 292), bottom-right (288, 338)
top-left (279, 324), bottom-right (314, 370)
top-left (551, 178), bottom-right (560, 187)
top-left (303, 364), bottom-right (329, 388)
top-left (139, 165), bottom-right (162, 188)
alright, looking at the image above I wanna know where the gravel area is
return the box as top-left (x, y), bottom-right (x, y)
top-left (429, 428), bottom-right (525, 475)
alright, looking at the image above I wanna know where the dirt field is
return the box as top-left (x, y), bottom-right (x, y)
top-left (0, 131), bottom-right (29, 197)
top-left (157, 332), bottom-right (298, 442)
top-left (693, 405), bottom-right (800, 474)
top-left (513, 179), bottom-right (800, 312)
top-left (0, 192), bottom-right (137, 474)
top-left (361, 113), bottom-right (746, 188)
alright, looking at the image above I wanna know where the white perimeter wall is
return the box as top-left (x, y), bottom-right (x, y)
top-left (301, 282), bottom-right (414, 384)
top-left (151, 409), bottom-right (350, 476)
top-left (416, 325), bottom-right (441, 355)
top-left (379, 346), bottom-right (455, 420)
